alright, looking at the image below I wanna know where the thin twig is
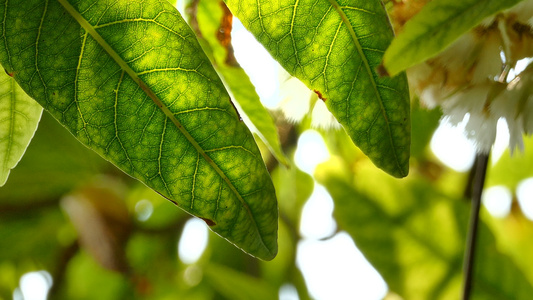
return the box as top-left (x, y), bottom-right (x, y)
top-left (461, 152), bottom-right (489, 300)
top-left (462, 60), bottom-right (509, 298)
top-left (463, 155), bottom-right (480, 199)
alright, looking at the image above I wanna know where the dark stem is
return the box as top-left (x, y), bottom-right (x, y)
top-left (463, 155), bottom-right (480, 199)
top-left (461, 152), bottom-right (490, 300)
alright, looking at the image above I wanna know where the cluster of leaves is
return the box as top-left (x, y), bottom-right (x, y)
top-left (0, 0), bottom-right (411, 260)
top-left (1, 0), bottom-right (533, 299)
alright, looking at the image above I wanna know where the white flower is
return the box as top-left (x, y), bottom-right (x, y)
top-left (407, 0), bottom-right (533, 155)
top-left (435, 32), bottom-right (478, 74)
top-left (311, 100), bottom-right (342, 130)
top-left (440, 84), bottom-right (499, 153)
top-left (279, 75), bottom-right (312, 123)
top-left (471, 31), bottom-right (502, 83)
top-left (441, 85), bottom-right (491, 124)
top-left (279, 70), bottom-right (340, 129)
top-left (490, 65), bottom-right (533, 152)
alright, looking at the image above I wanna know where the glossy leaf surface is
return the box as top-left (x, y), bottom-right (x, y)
top-left (0, 70), bottom-right (42, 186)
top-left (225, 0), bottom-right (411, 177)
top-left (0, 0), bottom-right (277, 260)
top-left (383, 0), bottom-right (526, 76)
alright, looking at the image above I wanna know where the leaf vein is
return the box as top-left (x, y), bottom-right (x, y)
top-left (327, 0), bottom-right (404, 175)
top-left (190, 152), bottom-right (200, 210)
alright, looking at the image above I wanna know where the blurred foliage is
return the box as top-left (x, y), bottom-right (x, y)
top-left (486, 135), bottom-right (533, 190)
top-left (4, 107), bottom-right (532, 300)
top-left (2, 0), bottom-right (533, 300)
top-left (316, 158), bottom-right (533, 299)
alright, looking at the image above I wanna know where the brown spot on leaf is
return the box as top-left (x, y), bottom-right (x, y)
top-left (200, 217), bottom-right (216, 226)
top-left (376, 64), bottom-right (390, 77)
top-left (314, 89), bottom-right (326, 102)
top-left (4, 69), bottom-right (13, 77)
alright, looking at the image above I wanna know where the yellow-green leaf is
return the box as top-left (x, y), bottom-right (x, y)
top-left (0, 71), bottom-right (42, 186)
top-left (188, 0), bottom-right (289, 166)
top-left (486, 135), bottom-right (533, 191)
top-left (383, 0), bottom-right (526, 76)
top-left (0, 113), bottom-right (109, 202)
top-left (225, 0), bottom-right (411, 177)
top-left (0, 0), bottom-right (277, 260)
top-left (204, 263), bottom-right (278, 300)
top-left (316, 161), bottom-right (533, 299)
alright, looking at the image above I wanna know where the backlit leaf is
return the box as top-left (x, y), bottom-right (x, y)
top-left (487, 135), bottom-right (533, 191)
top-left (316, 160), bottom-right (533, 299)
top-left (189, 0), bottom-right (289, 166)
top-left (383, 0), bottom-right (526, 76)
top-left (225, 0), bottom-right (411, 177)
top-left (0, 113), bottom-right (109, 203)
top-left (0, 70), bottom-right (42, 186)
top-left (203, 263), bottom-right (278, 300)
top-left (0, 0), bottom-right (277, 260)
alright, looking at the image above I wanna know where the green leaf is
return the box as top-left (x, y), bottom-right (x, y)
top-left (383, 0), bottom-right (526, 76)
top-left (411, 101), bottom-right (442, 159)
top-left (0, 0), bottom-right (277, 260)
top-left (203, 263), bottom-right (278, 300)
top-left (0, 70), bottom-right (42, 186)
top-left (222, 69), bottom-right (290, 165)
top-left (316, 161), bottom-right (533, 299)
top-left (0, 208), bottom-right (65, 266)
top-left (224, 0), bottom-right (411, 178)
top-left (59, 251), bottom-right (134, 299)
top-left (272, 162), bottom-right (313, 225)
top-left (487, 135), bottom-right (533, 191)
top-left (485, 211), bottom-right (533, 286)
top-left (188, 0), bottom-right (289, 166)
top-left (0, 113), bottom-right (109, 203)
top-left (125, 184), bottom-right (187, 230)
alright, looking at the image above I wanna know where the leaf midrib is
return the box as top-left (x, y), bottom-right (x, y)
top-left (55, 0), bottom-right (272, 256)
top-left (1, 78), bottom-right (16, 176)
top-left (327, 0), bottom-right (404, 176)
top-left (404, 0), bottom-right (499, 46)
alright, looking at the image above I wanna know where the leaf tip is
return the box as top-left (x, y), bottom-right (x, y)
top-left (391, 156), bottom-right (410, 178)
top-left (397, 165), bottom-right (410, 178)
top-left (259, 247), bottom-right (278, 261)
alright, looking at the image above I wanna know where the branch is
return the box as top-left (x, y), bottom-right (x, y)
top-left (461, 152), bottom-right (489, 300)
